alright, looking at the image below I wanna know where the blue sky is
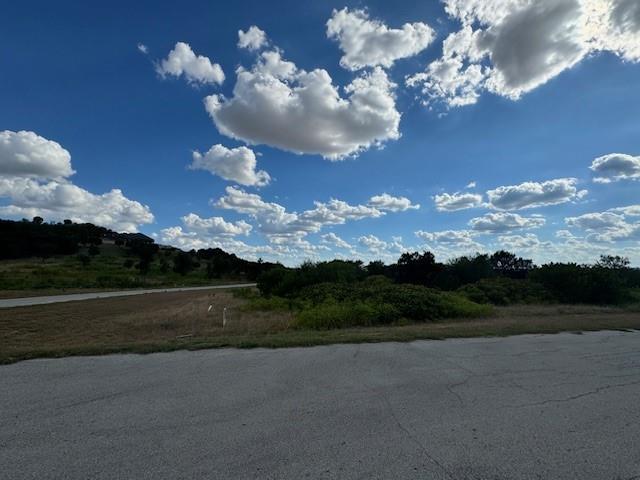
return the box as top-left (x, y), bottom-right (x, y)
top-left (1, 0), bottom-right (639, 265)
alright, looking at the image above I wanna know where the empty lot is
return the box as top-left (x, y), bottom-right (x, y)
top-left (2, 287), bottom-right (639, 364)
top-left (1, 331), bottom-right (639, 479)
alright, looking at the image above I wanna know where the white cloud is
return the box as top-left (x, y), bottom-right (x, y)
top-left (486, 178), bottom-right (586, 210)
top-left (564, 210), bottom-right (640, 243)
top-left (159, 226), bottom-right (281, 259)
top-left (415, 229), bottom-right (485, 258)
top-left (159, 226), bottom-right (208, 251)
top-left (0, 178), bottom-right (153, 232)
top-left (406, 26), bottom-right (488, 107)
top-left (434, 191), bottom-right (483, 211)
top-left (356, 235), bottom-right (405, 259)
top-left (181, 213), bottom-right (252, 236)
top-left (469, 212), bottom-right (546, 233)
top-left (157, 42), bottom-right (224, 85)
top-left (321, 232), bottom-right (352, 249)
top-left (326, 8), bottom-right (435, 70)
top-left (137, 43), bottom-right (148, 54)
top-left (565, 209), bottom-right (640, 242)
top-left (212, 186), bottom-right (280, 216)
top-left (238, 26), bottom-right (268, 51)
top-left (358, 234), bottom-right (389, 253)
top-left (368, 193), bottom-right (420, 212)
top-left (190, 144), bottom-right (270, 186)
top-left (300, 199), bottom-right (383, 226)
top-left (496, 233), bottom-right (546, 250)
top-left (595, 0), bottom-right (640, 61)
top-left (158, 212), bottom-right (304, 262)
top-left (0, 131), bottom-right (153, 232)
top-left (610, 205), bottom-right (640, 217)
top-left (416, 229), bottom-right (481, 247)
top-left (556, 229), bottom-right (576, 239)
top-left (408, 0), bottom-right (640, 108)
top-left (212, 186), bottom-right (385, 241)
top-left (565, 211), bottom-right (627, 230)
top-left (466, 181), bottom-right (477, 189)
top-left (524, 231), bottom-right (640, 265)
top-left (590, 153), bottom-right (640, 183)
top-left (204, 49), bottom-right (400, 159)
top-left (0, 130), bottom-right (74, 179)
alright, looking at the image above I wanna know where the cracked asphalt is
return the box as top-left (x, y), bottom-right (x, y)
top-left (2, 330), bottom-right (640, 479)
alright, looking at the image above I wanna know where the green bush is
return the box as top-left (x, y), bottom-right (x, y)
top-left (457, 277), bottom-right (550, 305)
top-left (244, 296), bottom-right (294, 312)
top-left (232, 287), bottom-right (259, 300)
top-left (292, 276), bottom-right (491, 329)
top-left (296, 300), bottom-right (401, 330)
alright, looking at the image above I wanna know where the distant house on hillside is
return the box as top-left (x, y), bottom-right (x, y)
top-left (120, 233), bottom-right (155, 244)
top-left (102, 231), bottom-right (155, 245)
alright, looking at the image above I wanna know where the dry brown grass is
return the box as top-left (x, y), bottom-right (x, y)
top-left (1, 291), bottom-right (638, 364)
top-left (0, 290), bottom-right (293, 363)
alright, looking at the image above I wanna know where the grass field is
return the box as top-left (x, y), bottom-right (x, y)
top-left (1, 289), bottom-right (639, 364)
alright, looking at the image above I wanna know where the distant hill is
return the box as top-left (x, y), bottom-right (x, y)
top-left (0, 217), bottom-right (281, 291)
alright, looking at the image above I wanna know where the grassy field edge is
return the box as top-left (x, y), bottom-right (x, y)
top-left (3, 313), bottom-right (639, 365)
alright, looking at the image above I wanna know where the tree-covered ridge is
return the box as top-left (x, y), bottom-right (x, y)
top-left (0, 217), bottom-right (281, 289)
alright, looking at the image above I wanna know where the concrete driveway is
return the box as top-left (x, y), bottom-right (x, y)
top-left (1, 331), bottom-right (639, 479)
top-left (0, 283), bottom-right (256, 309)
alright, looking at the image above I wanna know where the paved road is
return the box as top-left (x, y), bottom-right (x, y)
top-left (2, 331), bottom-right (640, 479)
top-left (0, 283), bottom-right (257, 309)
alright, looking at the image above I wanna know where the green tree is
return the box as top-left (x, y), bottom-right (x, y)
top-left (596, 255), bottom-right (630, 270)
top-left (173, 251), bottom-right (195, 276)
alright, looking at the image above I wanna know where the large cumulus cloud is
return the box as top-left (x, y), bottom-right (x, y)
top-left (0, 130), bottom-right (153, 232)
top-left (204, 50), bottom-right (400, 160)
top-left (408, 0), bottom-right (640, 108)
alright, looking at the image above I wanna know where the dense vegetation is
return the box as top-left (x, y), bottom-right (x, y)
top-left (252, 251), bottom-right (640, 330)
top-left (2, 217), bottom-right (639, 331)
top-left (1, 218), bottom-right (106, 259)
top-left (0, 218), bottom-right (279, 290)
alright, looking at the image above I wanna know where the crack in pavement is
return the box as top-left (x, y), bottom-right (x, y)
top-left (505, 379), bottom-right (640, 408)
top-left (378, 391), bottom-right (458, 480)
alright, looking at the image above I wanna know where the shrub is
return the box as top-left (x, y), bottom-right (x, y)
top-left (245, 296), bottom-right (301, 312)
top-left (232, 287), bottom-right (259, 300)
top-left (457, 277), bottom-right (550, 305)
top-left (296, 300), bottom-right (400, 330)
top-left (293, 276), bottom-right (491, 329)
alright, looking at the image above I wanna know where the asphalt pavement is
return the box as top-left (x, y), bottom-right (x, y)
top-left (1, 331), bottom-right (640, 479)
top-left (0, 283), bottom-right (256, 309)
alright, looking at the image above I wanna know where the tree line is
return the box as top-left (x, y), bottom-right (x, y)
top-left (0, 217), bottom-right (106, 260)
top-left (0, 217), bottom-right (280, 281)
top-left (258, 251), bottom-right (640, 305)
